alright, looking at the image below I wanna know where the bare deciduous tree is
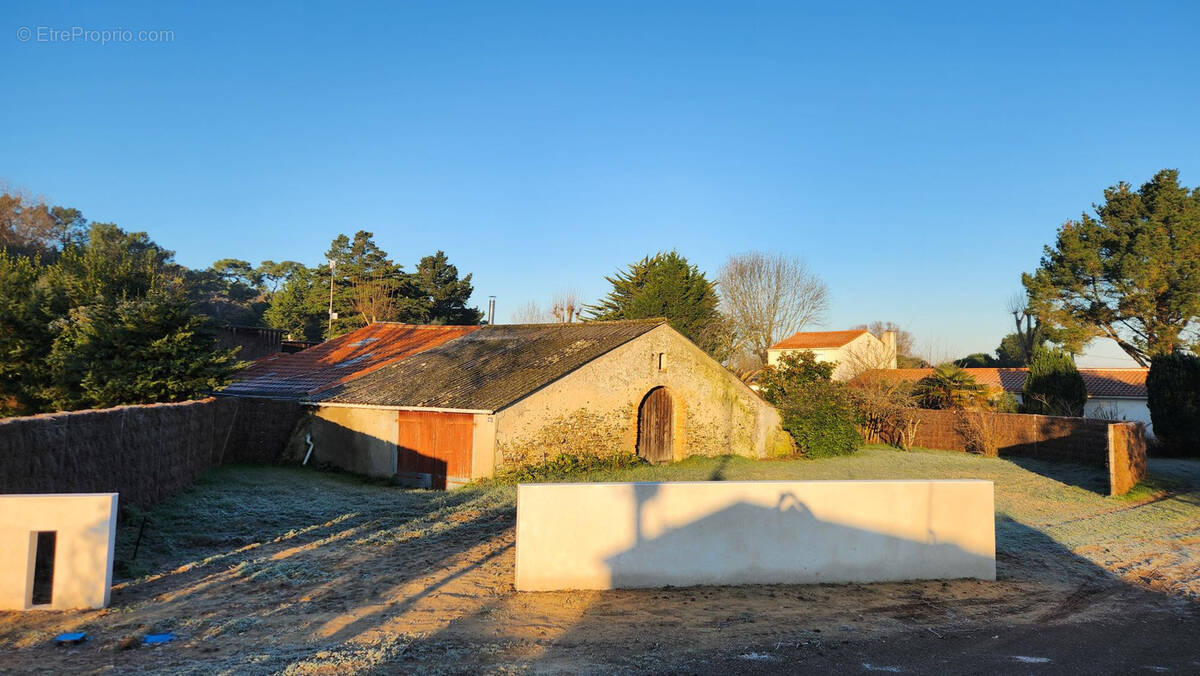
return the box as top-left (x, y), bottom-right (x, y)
top-left (1007, 291), bottom-right (1043, 364)
top-left (350, 273), bottom-right (398, 326)
top-left (550, 290), bottom-right (582, 323)
top-left (0, 184), bottom-right (56, 252)
top-left (718, 252), bottom-right (830, 364)
top-left (510, 290), bottom-right (582, 324)
top-left (510, 300), bottom-right (553, 324)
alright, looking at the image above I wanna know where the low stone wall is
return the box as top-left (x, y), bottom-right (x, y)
top-left (904, 409), bottom-right (1146, 495)
top-left (515, 480), bottom-right (996, 590)
top-left (0, 397), bottom-right (303, 510)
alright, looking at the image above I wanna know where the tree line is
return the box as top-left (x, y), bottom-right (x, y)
top-left (0, 189), bottom-right (481, 416)
top-left (526, 250), bottom-right (922, 376)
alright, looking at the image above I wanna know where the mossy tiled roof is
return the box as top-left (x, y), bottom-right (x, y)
top-left (310, 319), bottom-right (666, 411)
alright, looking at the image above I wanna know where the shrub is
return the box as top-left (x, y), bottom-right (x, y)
top-left (847, 373), bottom-right (921, 450)
top-left (757, 350), bottom-right (834, 402)
top-left (497, 452), bottom-right (646, 483)
top-left (1147, 352), bottom-right (1200, 456)
top-left (914, 364), bottom-right (985, 409)
top-left (1021, 347), bottom-right (1087, 416)
top-left (955, 409), bottom-right (999, 457)
top-left (761, 350), bottom-right (859, 458)
top-left (773, 381), bottom-right (861, 458)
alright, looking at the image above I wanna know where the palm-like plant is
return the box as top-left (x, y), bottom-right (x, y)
top-left (915, 363), bottom-right (985, 409)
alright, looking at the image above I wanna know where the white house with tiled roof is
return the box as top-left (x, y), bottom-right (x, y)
top-left (768, 329), bottom-right (897, 381)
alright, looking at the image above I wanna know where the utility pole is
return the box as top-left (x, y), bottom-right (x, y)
top-left (327, 259), bottom-right (337, 338)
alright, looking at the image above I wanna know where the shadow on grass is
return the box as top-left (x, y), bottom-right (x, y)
top-left (1003, 456), bottom-right (1110, 495)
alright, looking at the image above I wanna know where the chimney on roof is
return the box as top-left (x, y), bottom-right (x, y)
top-left (881, 330), bottom-right (898, 369)
top-left (488, 296), bottom-right (496, 325)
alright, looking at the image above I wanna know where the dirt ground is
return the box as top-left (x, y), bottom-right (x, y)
top-left (2, 449), bottom-right (1199, 674)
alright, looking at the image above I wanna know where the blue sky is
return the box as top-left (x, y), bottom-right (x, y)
top-left (4, 1), bottom-right (1198, 366)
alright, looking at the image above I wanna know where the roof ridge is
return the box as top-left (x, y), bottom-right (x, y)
top-left (487, 318), bottom-right (668, 328)
top-left (369, 322), bottom-right (480, 328)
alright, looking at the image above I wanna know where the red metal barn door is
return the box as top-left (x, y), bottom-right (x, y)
top-left (396, 411), bottom-right (474, 489)
top-left (637, 387), bottom-right (674, 463)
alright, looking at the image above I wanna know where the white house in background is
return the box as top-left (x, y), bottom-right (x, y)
top-left (767, 329), bottom-right (897, 381)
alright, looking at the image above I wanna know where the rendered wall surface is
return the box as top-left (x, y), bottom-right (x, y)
top-left (308, 406), bottom-right (399, 477)
top-left (1085, 398), bottom-right (1152, 433)
top-left (515, 480), bottom-right (995, 591)
top-left (0, 493), bottom-right (118, 610)
top-left (495, 325), bottom-right (790, 469)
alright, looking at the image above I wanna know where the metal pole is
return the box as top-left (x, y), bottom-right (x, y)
top-left (327, 259), bottom-right (336, 338)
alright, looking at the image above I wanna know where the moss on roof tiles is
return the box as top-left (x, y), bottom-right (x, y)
top-left (310, 319), bottom-right (667, 411)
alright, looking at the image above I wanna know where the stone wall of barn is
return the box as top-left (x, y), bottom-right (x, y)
top-left (493, 325), bottom-right (792, 469)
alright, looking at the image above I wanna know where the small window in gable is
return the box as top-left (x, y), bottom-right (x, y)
top-left (657, 352), bottom-right (666, 372)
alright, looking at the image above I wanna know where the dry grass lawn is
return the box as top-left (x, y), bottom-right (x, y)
top-left (1, 447), bottom-right (1199, 673)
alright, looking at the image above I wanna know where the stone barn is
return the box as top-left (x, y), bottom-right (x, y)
top-left (298, 320), bottom-right (790, 488)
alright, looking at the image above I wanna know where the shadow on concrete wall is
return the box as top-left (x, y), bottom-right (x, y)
top-left (595, 485), bottom-right (994, 588)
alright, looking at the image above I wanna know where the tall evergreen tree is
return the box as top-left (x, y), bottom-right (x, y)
top-left (410, 250), bottom-right (483, 324)
top-left (262, 264), bottom-right (327, 340)
top-left (1023, 169), bottom-right (1200, 365)
top-left (586, 251), bottom-right (727, 356)
top-left (0, 222), bottom-right (241, 415)
top-left (322, 230), bottom-right (405, 336)
top-left (1021, 347), bottom-right (1087, 416)
top-left (44, 287), bottom-right (240, 410)
top-left (1146, 352), bottom-right (1200, 455)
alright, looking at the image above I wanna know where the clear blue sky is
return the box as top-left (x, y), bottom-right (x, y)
top-left (5, 1), bottom-right (1198, 366)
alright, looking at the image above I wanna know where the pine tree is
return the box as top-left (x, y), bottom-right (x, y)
top-left (410, 251), bottom-right (482, 324)
top-left (586, 251), bottom-right (727, 356)
top-left (45, 287), bottom-right (241, 410)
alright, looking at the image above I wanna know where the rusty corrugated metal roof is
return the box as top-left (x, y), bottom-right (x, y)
top-left (856, 367), bottom-right (1148, 399)
top-left (221, 323), bottom-right (479, 399)
top-left (311, 319), bottom-right (667, 411)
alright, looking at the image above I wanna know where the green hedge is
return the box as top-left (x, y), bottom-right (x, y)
top-left (1147, 353), bottom-right (1200, 456)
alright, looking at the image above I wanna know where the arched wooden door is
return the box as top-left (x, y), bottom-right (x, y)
top-left (637, 387), bottom-right (674, 463)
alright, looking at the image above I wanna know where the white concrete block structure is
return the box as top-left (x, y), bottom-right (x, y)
top-left (0, 494), bottom-right (118, 610)
top-left (515, 480), bottom-right (995, 591)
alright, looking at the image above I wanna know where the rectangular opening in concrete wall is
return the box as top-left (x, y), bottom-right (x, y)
top-left (30, 531), bottom-right (57, 606)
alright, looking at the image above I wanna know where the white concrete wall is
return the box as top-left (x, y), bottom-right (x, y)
top-left (1085, 398), bottom-right (1152, 434)
top-left (515, 480), bottom-right (995, 591)
top-left (0, 494), bottom-right (118, 610)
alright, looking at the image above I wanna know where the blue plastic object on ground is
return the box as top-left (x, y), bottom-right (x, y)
top-left (144, 632), bottom-right (175, 645)
top-left (54, 632), bottom-right (87, 645)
